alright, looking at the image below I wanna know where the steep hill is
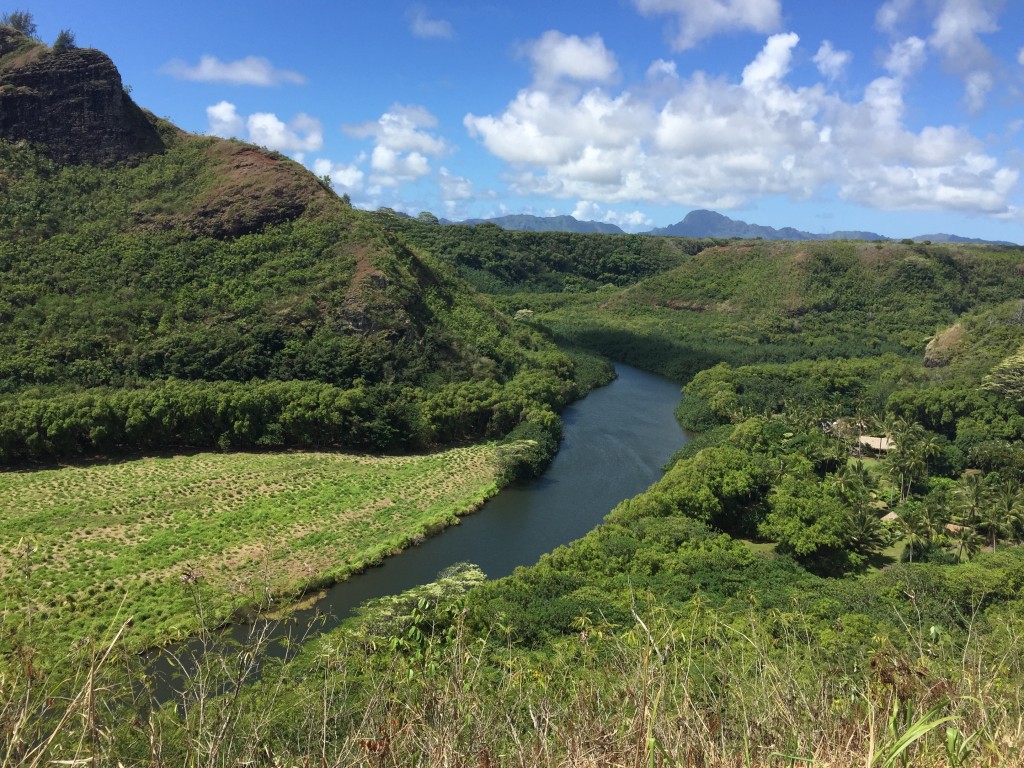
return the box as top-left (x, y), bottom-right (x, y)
top-left (0, 27), bottom-right (574, 462)
top-left (0, 26), bottom-right (163, 165)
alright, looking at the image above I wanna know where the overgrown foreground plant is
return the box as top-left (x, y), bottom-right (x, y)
top-left (3, 572), bottom-right (1024, 767)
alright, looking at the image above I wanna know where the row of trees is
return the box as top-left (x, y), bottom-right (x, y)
top-left (0, 366), bottom-right (572, 463)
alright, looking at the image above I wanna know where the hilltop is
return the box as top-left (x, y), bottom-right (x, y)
top-left (0, 25), bottom-right (163, 165)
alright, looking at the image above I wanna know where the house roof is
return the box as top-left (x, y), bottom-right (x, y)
top-left (859, 435), bottom-right (894, 452)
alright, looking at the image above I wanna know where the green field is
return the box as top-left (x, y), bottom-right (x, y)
top-left (1, 445), bottom-right (505, 654)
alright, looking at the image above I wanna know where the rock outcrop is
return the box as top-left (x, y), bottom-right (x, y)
top-left (0, 26), bottom-right (164, 165)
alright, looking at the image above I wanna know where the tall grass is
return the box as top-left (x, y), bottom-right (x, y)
top-left (4, 578), bottom-right (1022, 767)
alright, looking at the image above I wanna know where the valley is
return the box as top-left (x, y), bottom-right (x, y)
top-left (5, 13), bottom-right (1024, 767)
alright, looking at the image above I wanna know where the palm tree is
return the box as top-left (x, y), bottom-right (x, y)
top-left (949, 521), bottom-right (983, 561)
top-left (980, 477), bottom-right (1023, 551)
top-left (882, 418), bottom-right (941, 502)
top-left (898, 502), bottom-right (937, 563)
top-left (954, 473), bottom-right (986, 531)
top-left (846, 504), bottom-right (890, 558)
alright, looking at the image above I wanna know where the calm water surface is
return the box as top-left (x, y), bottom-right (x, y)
top-left (290, 363), bottom-right (688, 625)
top-left (152, 364), bottom-right (687, 690)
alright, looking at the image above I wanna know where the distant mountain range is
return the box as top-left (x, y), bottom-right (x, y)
top-left (449, 209), bottom-right (1017, 246)
top-left (645, 209), bottom-right (886, 241)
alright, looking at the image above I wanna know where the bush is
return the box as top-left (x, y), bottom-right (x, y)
top-left (53, 28), bottom-right (76, 51)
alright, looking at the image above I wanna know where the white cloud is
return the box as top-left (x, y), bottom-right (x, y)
top-left (313, 157), bottom-right (365, 192)
top-left (876, 0), bottom-right (916, 34)
top-left (572, 200), bottom-right (653, 231)
top-left (884, 36), bottom-right (927, 78)
top-left (813, 41), bottom-right (851, 81)
top-left (346, 105), bottom-right (447, 154)
top-left (247, 112), bottom-right (323, 154)
top-left (345, 104), bottom-right (449, 187)
top-left (631, 0), bottom-right (781, 50)
top-left (439, 167), bottom-right (474, 201)
top-left (1018, 47), bottom-right (1024, 66)
top-left (163, 55), bottom-right (305, 86)
top-left (204, 102), bottom-right (323, 156)
top-left (929, 0), bottom-right (1001, 110)
top-left (466, 88), bottom-right (652, 167)
top-left (963, 69), bottom-right (994, 112)
top-left (206, 100), bottom-right (243, 137)
top-left (408, 7), bottom-right (454, 40)
top-left (464, 31), bottom-right (1019, 217)
top-left (929, 0), bottom-right (999, 65)
top-left (526, 31), bottom-right (618, 84)
top-left (742, 31), bottom-right (798, 89)
top-left (647, 58), bottom-right (679, 79)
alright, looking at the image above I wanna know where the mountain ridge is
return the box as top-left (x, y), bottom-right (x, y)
top-left (442, 208), bottom-right (1017, 246)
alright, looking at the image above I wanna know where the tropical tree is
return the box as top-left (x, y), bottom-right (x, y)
top-left (980, 476), bottom-right (1023, 551)
top-left (845, 504), bottom-right (891, 559)
top-left (954, 472), bottom-right (986, 531)
top-left (949, 520), bottom-right (983, 562)
top-left (884, 417), bottom-right (942, 502)
top-left (897, 501), bottom-right (943, 563)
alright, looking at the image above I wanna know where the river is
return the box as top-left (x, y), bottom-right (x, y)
top-left (152, 363), bottom-right (687, 689)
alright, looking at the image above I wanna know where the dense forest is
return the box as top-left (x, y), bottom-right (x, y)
top-left (7, 17), bottom-right (1024, 767)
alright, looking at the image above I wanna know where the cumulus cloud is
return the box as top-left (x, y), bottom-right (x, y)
top-left (204, 101), bottom-right (323, 156)
top-left (631, 0), bottom-right (781, 50)
top-left (464, 29), bottom-right (1019, 217)
top-left (884, 36), bottom-right (927, 78)
top-left (313, 157), bottom-right (365, 193)
top-left (876, 0), bottom-right (915, 34)
top-left (408, 7), bottom-right (454, 40)
top-left (1019, 47), bottom-right (1024, 66)
top-left (813, 41), bottom-right (851, 81)
top-left (163, 55), bottom-right (305, 86)
top-left (572, 200), bottom-right (653, 231)
top-left (345, 104), bottom-right (449, 187)
top-left (525, 31), bottom-right (618, 84)
top-left (963, 69), bottom-right (994, 112)
top-left (247, 112), bottom-right (323, 155)
top-left (929, 0), bottom-right (1001, 111)
top-left (207, 100), bottom-right (244, 137)
top-left (929, 0), bottom-right (999, 66)
top-left (439, 167), bottom-right (474, 201)
top-left (647, 59), bottom-right (679, 79)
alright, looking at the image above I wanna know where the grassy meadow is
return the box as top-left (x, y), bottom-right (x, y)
top-left (1, 444), bottom-right (505, 654)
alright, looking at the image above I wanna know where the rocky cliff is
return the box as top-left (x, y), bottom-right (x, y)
top-left (0, 25), bottom-right (164, 165)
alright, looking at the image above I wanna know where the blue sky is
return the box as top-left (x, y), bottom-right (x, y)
top-left (22, 1), bottom-right (1024, 241)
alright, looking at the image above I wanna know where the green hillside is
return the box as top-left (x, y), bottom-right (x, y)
top-left (368, 209), bottom-right (712, 293)
top-left (0, 88), bottom-right (576, 462)
top-left (524, 238), bottom-right (1024, 379)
